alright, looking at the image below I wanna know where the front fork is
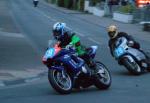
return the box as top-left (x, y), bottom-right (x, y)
top-left (61, 70), bottom-right (66, 79)
top-left (86, 59), bottom-right (101, 75)
top-left (86, 58), bottom-right (96, 68)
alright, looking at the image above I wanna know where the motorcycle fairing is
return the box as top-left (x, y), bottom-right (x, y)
top-left (55, 53), bottom-right (84, 73)
top-left (87, 46), bottom-right (98, 58)
top-left (127, 48), bottom-right (146, 61)
top-left (43, 46), bottom-right (62, 61)
top-left (114, 47), bottom-right (125, 58)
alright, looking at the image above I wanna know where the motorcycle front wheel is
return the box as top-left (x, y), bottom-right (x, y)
top-left (48, 69), bottom-right (72, 94)
top-left (94, 61), bottom-right (111, 90)
top-left (123, 57), bottom-right (142, 75)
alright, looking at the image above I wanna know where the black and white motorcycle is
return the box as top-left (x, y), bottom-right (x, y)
top-left (114, 37), bottom-right (150, 75)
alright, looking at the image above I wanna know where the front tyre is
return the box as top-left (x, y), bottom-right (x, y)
top-left (48, 69), bottom-right (72, 94)
top-left (94, 62), bottom-right (111, 90)
top-left (123, 57), bottom-right (142, 75)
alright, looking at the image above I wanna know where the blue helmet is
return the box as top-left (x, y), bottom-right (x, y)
top-left (52, 22), bottom-right (66, 40)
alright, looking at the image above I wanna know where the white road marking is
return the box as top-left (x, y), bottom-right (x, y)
top-left (42, 13), bottom-right (56, 22)
top-left (36, 9), bottom-right (57, 22)
top-left (0, 81), bottom-right (5, 87)
top-left (35, 8), bottom-right (104, 46)
top-left (25, 77), bottom-right (40, 83)
top-left (34, 8), bottom-right (87, 38)
top-left (38, 10), bottom-right (86, 38)
top-left (0, 31), bottom-right (24, 38)
top-left (75, 31), bottom-right (85, 37)
top-left (88, 37), bottom-right (101, 45)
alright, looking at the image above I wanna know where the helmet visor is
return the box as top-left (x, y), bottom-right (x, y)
top-left (53, 30), bottom-right (62, 40)
top-left (108, 31), bottom-right (116, 38)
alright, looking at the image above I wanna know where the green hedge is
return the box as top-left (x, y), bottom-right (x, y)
top-left (118, 4), bottom-right (136, 14)
top-left (78, 0), bottom-right (85, 11)
top-left (51, 0), bottom-right (56, 4)
top-left (90, 0), bottom-right (100, 6)
top-left (46, 0), bottom-right (56, 4)
top-left (73, 0), bottom-right (85, 11)
top-left (57, 0), bottom-right (64, 7)
top-left (47, 0), bottom-right (85, 11)
top-left (64, 0), bottom-right (73, 9)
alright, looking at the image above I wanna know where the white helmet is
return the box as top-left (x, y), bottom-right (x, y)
top-left (52, 22), bottom-right (66, 40)
top-left (53, 22), bottom-right (66, 31)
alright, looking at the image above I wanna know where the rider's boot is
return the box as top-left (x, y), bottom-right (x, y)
top-left (87, 60), bottom-right (99, 75)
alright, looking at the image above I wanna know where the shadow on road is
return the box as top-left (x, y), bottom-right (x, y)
top-left (48, 86), bottom-right (110, 95)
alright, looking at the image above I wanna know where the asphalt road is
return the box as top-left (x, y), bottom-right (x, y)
top-left (0, 0), bottom-right (150, 103)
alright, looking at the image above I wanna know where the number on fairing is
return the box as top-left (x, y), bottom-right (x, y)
top-left (115, 47), bottom-right (125, 57)
top-left (45, 48), bottom-right (55, 58)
